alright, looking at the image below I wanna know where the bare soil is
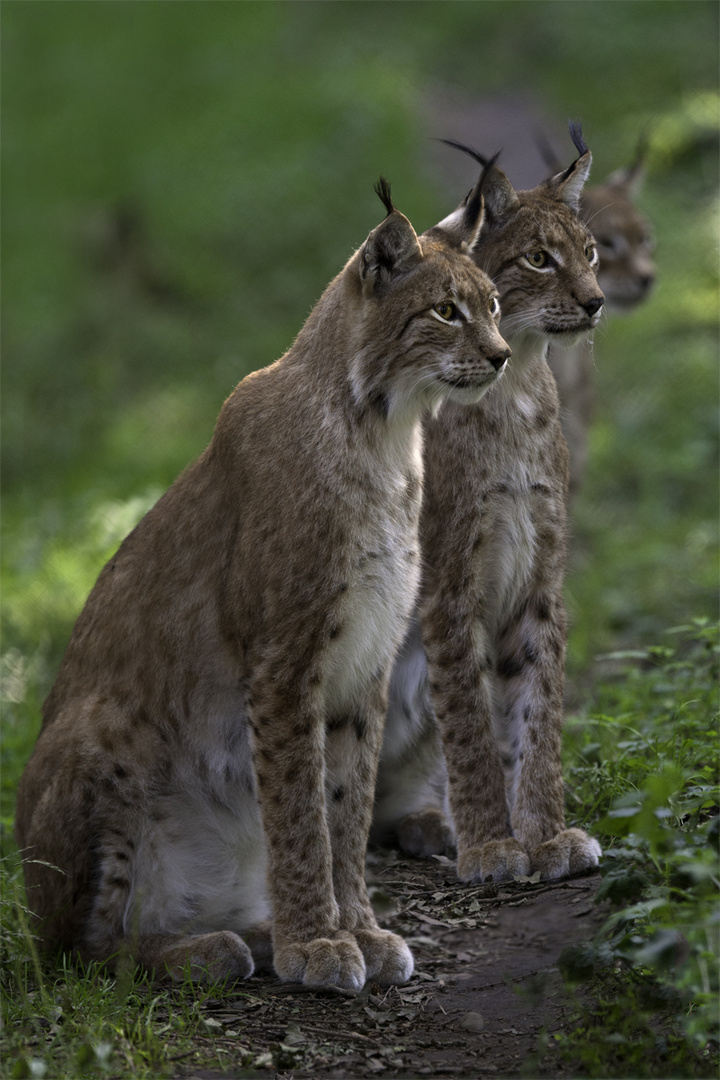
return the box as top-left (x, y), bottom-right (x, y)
top-left (177, 849), bottom-right (604, 1080)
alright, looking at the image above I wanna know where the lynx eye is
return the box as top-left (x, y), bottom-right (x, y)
top-left (489, 296), bottom-right (500, 318)
top-left (526, 251), bottom-right (548, 268)
top-left (585, 243), bottom-right (598, 264)
top-left (434, 301), bottom-right (457, 321)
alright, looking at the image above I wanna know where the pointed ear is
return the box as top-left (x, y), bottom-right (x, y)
top-left (433, 142), bottom-right (517, 244)
top-left (607, 130), bottom-right (648, 198)
top-left (359, 210), bottom-right (423, 295)
top-left (542, 120), bottom-right (592, 211)
top-left (481, 162), bottom-right (520, 228)
top-left (607, 159), bottom-right (645, 198)
top-left (548, 149), bottom-right (592, 210)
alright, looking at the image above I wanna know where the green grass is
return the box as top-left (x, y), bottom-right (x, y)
top-left (560, 621), bottom-right (719, 1071)
top-left (2, 1), bottom-right (718, 1076)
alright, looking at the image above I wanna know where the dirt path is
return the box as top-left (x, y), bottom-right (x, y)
top-left (177, 850), bottom-right (603, 1079)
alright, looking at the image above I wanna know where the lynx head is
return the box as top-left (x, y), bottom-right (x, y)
top-left (346, 175), bottom-right (510, 415)
top-left (438, 124), bottom-right (605, 349)
top-left (580, 142), bottom-right (656, 311)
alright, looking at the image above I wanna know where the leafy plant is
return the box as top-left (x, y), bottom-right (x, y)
top-left (556, 621), bottom-right (719, 1076)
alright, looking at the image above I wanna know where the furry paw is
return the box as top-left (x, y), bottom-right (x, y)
top-left (354, 928), bottom-right (414, 985)
top-left (274, 931), bottom-right (366, 991)
top-left (397, 809), bottom-right (455, 857)
top-left (456, 838), bottom-right (531, 883)
top-left (153, 931), bottom-right (254, 983)
top-left (530, 827), bottom-right (602, 879)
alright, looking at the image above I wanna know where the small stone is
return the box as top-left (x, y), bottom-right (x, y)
top-left (459, 1011), bottom-right (486, 1032)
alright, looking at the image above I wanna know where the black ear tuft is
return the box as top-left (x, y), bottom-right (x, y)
top-left (568, 120), bottom-right (589, 158)
top-left (374, 177), bottom-right (394, 218)
top-left (438, 138), bottom-right (490, 169)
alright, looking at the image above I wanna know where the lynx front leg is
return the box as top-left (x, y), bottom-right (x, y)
top-left (497, 596), bottom-right (601, 879)
top-left (248, 684), bottom-right (366, 991)
top-left (326, 698), bottom-right (413, 986)
top-left (422, 609), bottom-right (530, 884)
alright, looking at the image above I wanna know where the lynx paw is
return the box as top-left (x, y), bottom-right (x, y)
top-left (155, 931), bottom-right (254, 983)
top-left (457, 838), bottom-right (531, 883)
top-left (530, 827), bottom-right (602, 879)
top-left (354, 928), bottom-right (414, 985)
top-left (274, 931), bottom-right (366, 991)
top-left (397, 809), bottom-right (455, 857)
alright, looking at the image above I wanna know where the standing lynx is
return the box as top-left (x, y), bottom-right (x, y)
top-left (16, 180), bottom-right (510, 989)
top-left (547, 141), bottom-right (656, 495)
top-left (373, 127), bottom-right (603, 881)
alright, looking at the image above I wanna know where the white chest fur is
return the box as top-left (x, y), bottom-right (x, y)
top-left (323, 424), bottom-right (423, 717)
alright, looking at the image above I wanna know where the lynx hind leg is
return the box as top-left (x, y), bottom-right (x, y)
top-left (397, 807), bottom-right (455, 858)
top-left (456, 838), bottom-right (530, 884)
top-left (530, 827), bottom-right (602, 880)
top-left (375, 620), bottom-right (455, 857)
top-left (140, 931), bottom-right (254, 983)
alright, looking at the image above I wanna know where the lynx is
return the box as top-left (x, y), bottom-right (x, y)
top-left (373, 127), bottom-right (603, 882)
top-left (547, 141), bottom-right (656, 494)
top-left (16, 180), bottom-right (511, 990)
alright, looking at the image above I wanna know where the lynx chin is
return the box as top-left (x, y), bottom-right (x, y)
top-left (16, 175), bottom-right (510, 990)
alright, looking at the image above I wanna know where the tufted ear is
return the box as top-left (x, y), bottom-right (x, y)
top-left (432, 143), bottom-right (516, 245)
top-left (481, 160), bottom-right (521, 228)
top-left (544, 120), bottom-right (592, 211)
top-left (359, 179), bottom-right (422, 295)
top-left (607, 130), bottom-right (648, 198)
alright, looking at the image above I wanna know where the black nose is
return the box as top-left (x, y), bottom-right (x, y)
top-left (583, 296), bottom-right (604, 317)
top-left (489, 347), bottom-right (511, 371)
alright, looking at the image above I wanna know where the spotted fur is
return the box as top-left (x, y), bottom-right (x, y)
top-left (16, 182), bottom-right (510, 989)
top-left (374, 132), bottom-right (603, 882)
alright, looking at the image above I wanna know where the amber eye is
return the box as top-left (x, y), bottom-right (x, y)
top-left (434, 301), bottom-right (457, 321)
top-left (526, 251), bottom-right (548, 268)
top-left (585, 243), bottom-right (598, 263)
top-left (489, 296), bottom-right (500, 318)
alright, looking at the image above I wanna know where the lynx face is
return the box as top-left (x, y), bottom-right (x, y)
top-left (476, 195), bottom-right (603, 344)
top-left (581, 178), bottom-right (655, 311)
top-left (433, 140), bottom-right (605, 349)
top-left (352, 209), bottom-right (510, 418)
top-left (382, 239), bottom-right (509, 409)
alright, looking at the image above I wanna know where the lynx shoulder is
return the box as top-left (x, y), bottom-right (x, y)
top-left (374, 127), bottom-right (603, 882)
top-left (548, 141), bottom-right (656, 495)
top-left (16, 179), bottom-right (509, 990)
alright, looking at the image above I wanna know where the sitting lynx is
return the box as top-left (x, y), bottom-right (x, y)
top-left (373, 126), bottom-right (603, 882)
top-left (16, 179), bottom-right (510, 989)
top-left (547, 140), bottom-right (656, 495)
